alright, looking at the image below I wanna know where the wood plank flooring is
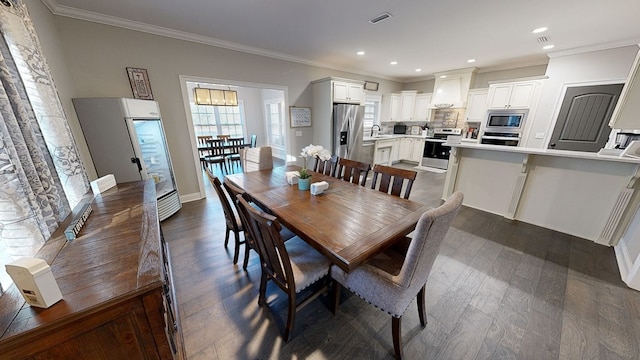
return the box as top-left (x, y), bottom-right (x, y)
top-left (161, 162), bottom-right (640, 359)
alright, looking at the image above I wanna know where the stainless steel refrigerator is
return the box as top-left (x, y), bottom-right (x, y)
top-left (72, 97), bottom-right (181, 221)
top-left (333, 104), bottom-right (365, 161)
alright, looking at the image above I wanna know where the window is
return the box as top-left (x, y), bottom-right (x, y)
top-left (363, 94), bottom-right (382, 137)
top-left (191, 102), bottom-right (245, 138)
top-left (265, 100), bottom-right (285, 149)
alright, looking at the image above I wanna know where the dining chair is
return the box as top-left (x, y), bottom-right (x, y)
top-left (226, 137), bottom-right (245, 172)
top-left (331, 192), bottom-right (464, 360)
top-left (370, 164), bottom-right (417, 199)
top-left (205, 138), bottom-right (228, 173)
top-left (197, 135), bottom-right (212, 168)
top-left (240, 146), bottom-right (274, 172)
top-left (336, 158), bottom-right (371, 186)
top-left (314, 155), bottom-right (339, 177)
top-left (217, 134), bottom-right (231, 142)
top-left (236, 194), bottom-right (331, 342)
top-left (223, 180), bottom-right (296, 269)
top-left (250, 134), bottom-right (257, 148)
top-left (205, 170), bottom-right (245, 265)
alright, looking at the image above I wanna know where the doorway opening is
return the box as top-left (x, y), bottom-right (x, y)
top-left (180, 77), bottom-right (288, 199)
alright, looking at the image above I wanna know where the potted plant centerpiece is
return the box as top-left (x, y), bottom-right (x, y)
top-left (298, 144), bottom-right (331, 190)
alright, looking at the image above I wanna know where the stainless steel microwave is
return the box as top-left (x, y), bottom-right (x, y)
top-left (486, 110), bottom-right (528, 130)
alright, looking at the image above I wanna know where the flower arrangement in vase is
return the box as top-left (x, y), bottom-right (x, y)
top-left (298, 144), bottom-right (331, 190)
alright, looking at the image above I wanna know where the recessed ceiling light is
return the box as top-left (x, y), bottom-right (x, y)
top-left (543, 44), bottom-right (555, 50)
top-left (467, 59), bottom-right (476, 63)
top-left (415, 68), bottom-right (422, 72)
top-left (390, 61), bottom-right (398, 65)
top-left (532, 27), bottom-right (548, 34)
top-left (356, 51), bottom-right (365, 56)
top-left (440, 75), bottom-right (447, 78)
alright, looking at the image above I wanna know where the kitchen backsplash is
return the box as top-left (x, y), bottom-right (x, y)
top-left (380, 108), bottom-right (468, 134)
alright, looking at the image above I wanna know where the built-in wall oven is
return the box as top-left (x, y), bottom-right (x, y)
top-left (480, 110), bottom-right (528, 146)
top-left (422, 128), bottom-right (462, 169)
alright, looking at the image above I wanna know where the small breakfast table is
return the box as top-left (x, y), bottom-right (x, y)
top-left (225, 166), bottom-right (429, 272)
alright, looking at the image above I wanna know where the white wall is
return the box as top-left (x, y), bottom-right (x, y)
top-left (526, 46), bottom-right (639, 148)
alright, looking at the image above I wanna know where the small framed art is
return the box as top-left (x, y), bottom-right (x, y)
top-left (126, 67), bottom-right (154, 100)
top-left (290, 107), bottom-right (312, 127)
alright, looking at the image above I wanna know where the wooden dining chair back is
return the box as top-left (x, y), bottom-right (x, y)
top-left (240, 146), bottom-right (274, 172)
top-left (205, 170), bottom-right (245, 265)
top-left (217, 134), bottom-right (231, 141)
top-left (205, 139), bottom-right (227, 173)
top-left (197, 135), bottom-right (213, 168)
top-left (331, 192), bottom-right (464, 359)
top-left (250, 134), bottom-right (257, 148)
top-left (223, 180), bottom-right (254, 270)
top-left (226, 137), bottom-right (245, 172)
top-left (336, 158), bottom-right (371, 186)
top-left (370, 164), bottom-right (418, 199)
top-left (236, 194), bottom-right (331, 342)
top-left (314, 155), bottom-right (339, 177)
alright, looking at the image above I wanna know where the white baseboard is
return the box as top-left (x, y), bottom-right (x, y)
top-left (179, 192), bottom-right (203, 203)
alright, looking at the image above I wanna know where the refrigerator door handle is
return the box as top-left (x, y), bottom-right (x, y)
top-left (131, 157), bottom-right (142, 172)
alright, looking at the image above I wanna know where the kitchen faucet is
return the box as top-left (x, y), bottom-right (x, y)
top-left (370, 124), bottom-right (381, 136)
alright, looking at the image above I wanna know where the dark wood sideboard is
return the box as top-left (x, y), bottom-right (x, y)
top-left (0, 180), bottom-right (184, 359)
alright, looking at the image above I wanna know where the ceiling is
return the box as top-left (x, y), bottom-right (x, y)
top-left (44, 0), bottom-right (640, 82)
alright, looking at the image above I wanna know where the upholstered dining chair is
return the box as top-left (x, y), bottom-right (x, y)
top-left (336, 158), bottom-right (371, 186)
top-left (236, 194), bottom-right (331, 342)
top-left (205, 138), bottom-right (227, 173)
top-left (226, 137), bottom-right (245, 172)
top-left (331, 192), bottom-right (464, 359)
top-left (240, 146), bottom-right (274, 172)
top-left (223, 179), bottom-right (295, 269)
top-left (197, 135), bottom-right (212, 168)
top-left (314, 155), bottom-right (339, 177)
top-left (370, 164), bottom-right (418, 199)
top-left (206, 170), bottom-right (245, 264)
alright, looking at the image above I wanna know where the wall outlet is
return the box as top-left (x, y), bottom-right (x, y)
top-left (535, 132), bottom-right (545, 139)
top-left (295, 130), bottom-right (302, 137)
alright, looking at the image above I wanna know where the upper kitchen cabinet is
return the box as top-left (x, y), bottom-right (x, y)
top-left (332, 80), bottom-right (364, 104)
top-left (414, 93), bottom-right (433, 122)
top-left (430, 68), bottom-right (477, 108)
top-left (465, 88), bottom-right (488, 122)
top-left (387, 91), bottom-right (417, 122)
top-left (487, 80), bottom-right (542, 109)
top-left (610, 49), bottom-right (640, 130)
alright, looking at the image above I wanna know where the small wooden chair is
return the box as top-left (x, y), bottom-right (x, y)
top-left (236, 194), bottom-right (331, 342)
top-left (336, 158), bottom-right (371, 186)
top-left (314, 155), bottom-right (339, 177)
top-left (205, 139), bottom-right (227, 173)
top-left (217, 134), bottom-right (231, 142)
top-left (226, 137), bottom-right (245, 172)
top-left (205, 170), bottom-right (245, 264)
top-left (197, 135), bottom-right (212, 168)
top-left (370, 164), bottom-right (417, 199)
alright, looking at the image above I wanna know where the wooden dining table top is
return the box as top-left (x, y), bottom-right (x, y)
top-left (225, 166), bottom-right (430, 272)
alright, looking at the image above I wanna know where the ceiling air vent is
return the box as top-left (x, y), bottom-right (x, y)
top-left (369, 12), bottom-right (392, 24)
top-left (537, 36), bottom-right (550, 43)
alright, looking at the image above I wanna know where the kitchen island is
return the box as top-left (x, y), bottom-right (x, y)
top-left (443, 142), bottom-right (640, 289)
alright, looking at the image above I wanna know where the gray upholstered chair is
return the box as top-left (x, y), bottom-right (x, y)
top-left (240, 146), bottom-right (273, 172)
top-left (236, 194), bottom-right (331, 342)
top-left (331, 192), bottom-right (464, 359)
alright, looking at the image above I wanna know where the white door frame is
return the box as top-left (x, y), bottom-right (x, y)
top-left (178, 75), bottom-right (289, 199)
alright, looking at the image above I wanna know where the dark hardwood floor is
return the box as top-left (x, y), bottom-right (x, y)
top-left (161, 161), bottom-right (640, 359)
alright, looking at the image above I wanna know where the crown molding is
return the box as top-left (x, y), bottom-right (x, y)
top-left (41, 0), bottom-right (401, 82)
top-left (547, 39), bottom-right (640, 58)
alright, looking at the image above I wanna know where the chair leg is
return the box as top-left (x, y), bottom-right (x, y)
top-left (417, 285), bottom-right (427, 327)
top-left (258, 272), bottom-right (267, 306)
top-left (242, 242), bottom-right (251, 270)
top-left (284, 292), bottom-right (296, 342)
top-left (333, 281), bottom-right (342, 315)
top-left (224, 226), bottom-right (230, 247)
top-left (392, 316), bottom-right (404, 360)
top-left (233, 231), bottom-right (241, 264)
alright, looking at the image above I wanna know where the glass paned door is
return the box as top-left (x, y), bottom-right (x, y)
top-left (130, 119), bottom-right (176, 198)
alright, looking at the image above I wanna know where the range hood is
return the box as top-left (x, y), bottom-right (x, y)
top-left (429, 68), bottom-right (477, 109)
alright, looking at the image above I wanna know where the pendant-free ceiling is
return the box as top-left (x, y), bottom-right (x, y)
top-left (194, 87), bottom-right (238, 106)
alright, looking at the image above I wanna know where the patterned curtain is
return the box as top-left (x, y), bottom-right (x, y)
top-left (0, 0), bottom-right (89, 290)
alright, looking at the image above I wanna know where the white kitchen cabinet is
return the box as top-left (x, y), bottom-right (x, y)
top-left (465, 89), bottom-right (488, 122)
top-left (399, 138), bottom-right (413, 160)
top-left (391, 138), bottom-right (400, 163)
top-left (414, 93), bottom-right (432, 122)
top-left (487, 81), bottom-right (538, 109)
top-left (373, 139), bottom-right (395, 165)
top-left (610, 49), bottom-right (640, 130)
top-left (412, 138), bottom-right (425, 163)
top-left (333, 81), bottom-right (364, 104)
top-left (388, 91), bottom-right (418, 122)
top-left (396, 137), bottom-right (424, 163)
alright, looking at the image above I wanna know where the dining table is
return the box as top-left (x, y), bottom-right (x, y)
top-left (225, 165), bottom-right (430, 272)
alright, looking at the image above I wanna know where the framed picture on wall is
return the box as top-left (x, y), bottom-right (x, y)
top-left (290, 107), bottom-right (312, 127)
top-left (126, 67), bottom-right (154, 100)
